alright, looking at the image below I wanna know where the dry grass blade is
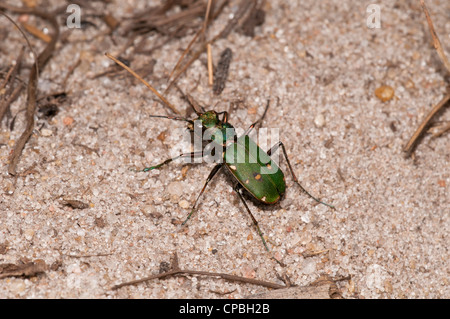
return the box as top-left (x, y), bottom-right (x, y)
top-left (430, 121), bottom-right (450, 137)
top-left (167, 26), bottom-right (203, 83)
top-left (215, 0), bottom-right (255, 39)
top-left (123, 0), bottom-right (206, 36)
top-left (419, 0), bottom-right (450, 73)
top-left (246, 275), bottom-right (351, 299)
top-left (403, 0), bottom-right (450, 156)
top-left (207, 43), bottom-right (213, 86)
top-left (166, 0), bottom-right (225, 85)
top-left (105, 52), bottom-right (180, 115)
top-left (164, 48), bottom-right (203, 95)
top-left (203, 0), bottom-right (213, 31)
top-left (0, 7), bottom-right (59, 175)
top-left (404, 93), bottom-right (450, 155)
top-left (0, 46), bottom-right (25, 123)
top-left (164, 0), bottom-right (254, 94)
top-left (21, 21), bottom-right (52, 43)
top-left (0, 12), bottom-right (39, 77)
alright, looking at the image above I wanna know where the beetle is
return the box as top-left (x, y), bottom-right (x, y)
top-left (106, 53), bottom-right (334, 251)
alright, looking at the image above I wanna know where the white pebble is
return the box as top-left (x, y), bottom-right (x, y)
top-left (41, 129), bottom-right (53, 137)
top-left (314, 113), bottom-right (325, 128)
top-left (179, 200), bottom-right (190, 209)
top-left (24, 229), bottom-right (35, 241)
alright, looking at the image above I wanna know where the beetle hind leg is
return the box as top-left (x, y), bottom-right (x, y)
top-left (233, 184), bottom-right (270, 252)
top-left (268, 142), bottom-right (335, 209)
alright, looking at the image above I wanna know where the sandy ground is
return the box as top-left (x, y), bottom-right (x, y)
top-left (0, 0), bottom-right (449, 298)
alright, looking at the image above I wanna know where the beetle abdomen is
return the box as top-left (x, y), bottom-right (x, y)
top-left (224, 135), bottom-right (285, 204)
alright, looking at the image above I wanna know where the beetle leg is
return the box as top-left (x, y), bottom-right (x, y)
top-left (268, 142), bottom-right (335, 209)
top-left (139, 151), bottom-right (204, 172)
top-left (233, 184), bottom-right (270, 252)
top-left (182, 163), bottom-right (223, 225)
top-left (216, 111), bottom-right (229, 123)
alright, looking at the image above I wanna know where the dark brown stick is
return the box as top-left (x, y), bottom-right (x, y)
top-left (112, 251), bottom-right (285, 291)
top-left (403, 0), bottom-right (450, 156)
top-left (112, 268), bottom-right (286, 290)
top-left (403, 93), bottom-right (450, 155)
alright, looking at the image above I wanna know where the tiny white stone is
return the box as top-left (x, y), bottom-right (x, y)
top-left (24, 229), bottom-right (35, 241)
top-left (314, 113), bottom-right (325, 128)
top-left (179, 200), bottom-right (190, 209)
top-left (41, 129), bottom-right (53, 137)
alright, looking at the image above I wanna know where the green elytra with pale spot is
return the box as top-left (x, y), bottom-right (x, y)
top-left (224, 134), bottom-right (286, 204)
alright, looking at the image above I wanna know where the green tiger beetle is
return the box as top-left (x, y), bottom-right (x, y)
top-left (106, 53), bottom-right (334, 252)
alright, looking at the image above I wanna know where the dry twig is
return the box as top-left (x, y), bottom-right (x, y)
top-left (0, 260), bottom-right (47, 279)
top-left (0, 30), bottom-right (25, 124)
top-left (403, 0), bottom-right (450, 156)
top-left (105, 52), bottom-right (181, 115)
top-left (419, 0), bottom-right (450, 72)
top-left (0, 5), bottom-right (60, 175)
top-left (112, 252), bottom-right (286, 290)
top-left (404, 93), bottom-right (450, 155)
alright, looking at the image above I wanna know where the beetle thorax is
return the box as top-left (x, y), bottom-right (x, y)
top-left (195, 111), bottom-right (236, 146)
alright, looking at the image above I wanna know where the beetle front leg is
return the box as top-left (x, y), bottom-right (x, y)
top-left (137, 151), bottom-right (204, 172)
top-left (182, 163), bottom-right (223, 225)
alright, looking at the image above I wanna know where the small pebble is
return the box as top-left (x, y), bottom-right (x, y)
top-left (178, 200), bottom-right (189, 209)
top-left (314, 113), bottom-right (325, 128)
top-left (375, 85), bottom-right (395, 102)
top-left (63, 116), bottom-right (74, 126)
top-left (40, 128), bottom-right (53, 137)
top-left (24, 229), bottom-right (35, 241)
top-left (3, 181), bottom-right (15, 195)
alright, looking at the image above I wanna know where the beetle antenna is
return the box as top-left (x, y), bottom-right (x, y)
top-left (148, 114), bottom-right (193, 125)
